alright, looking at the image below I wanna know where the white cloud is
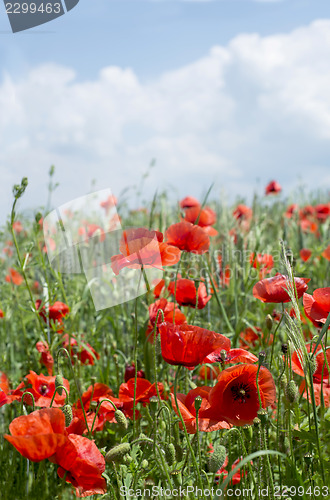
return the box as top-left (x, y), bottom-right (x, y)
top-left (1, 19), bottom-right (330, 222)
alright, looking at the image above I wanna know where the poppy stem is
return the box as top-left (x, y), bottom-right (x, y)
top-left (49, 385), bottom-right (69, 408)
top-left (256, 363), bottom-right (263, 410)
top-left (269, 306), bottom-right (284, 369)
top-left (10, 199), bottom-right (47, 338)
top-left (21, 391), bottom-right (35, 413)
top-left (307, 359), bottom-right (325, 482)
top-left (173, 366), bottom-right (206, 497)
top-left (133, 270), bottom-right (143, 440)
top-left (56, 347), bottom-right (91, 437)
top-left (90, 398), bottom-right (118, 433)
top-left (204, 256), bottom-right (234, 335)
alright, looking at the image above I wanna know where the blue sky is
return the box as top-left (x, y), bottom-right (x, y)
top-left (0, 0), bottom-right (330, 221)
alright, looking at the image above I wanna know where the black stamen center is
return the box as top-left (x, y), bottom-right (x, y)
top-left (231, 383), bottom-right (250, 403)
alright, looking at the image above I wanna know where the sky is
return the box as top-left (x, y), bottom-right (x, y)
top-left (1, 0), bottom-right (330, 223)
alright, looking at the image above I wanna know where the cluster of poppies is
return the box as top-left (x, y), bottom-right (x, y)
top-left (1, 187), bottom-right (330, 497)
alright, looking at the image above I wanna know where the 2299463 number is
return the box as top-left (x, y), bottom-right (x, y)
top-left (5, 3), bottom-right (62, 14)
top-left (274, 485), bottom-right (329, 497)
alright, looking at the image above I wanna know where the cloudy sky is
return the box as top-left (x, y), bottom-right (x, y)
top-left (1, 0), bottom-right (330, 222)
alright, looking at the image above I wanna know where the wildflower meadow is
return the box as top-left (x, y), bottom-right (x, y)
top-left (0, 172), bottom-right (329, 500)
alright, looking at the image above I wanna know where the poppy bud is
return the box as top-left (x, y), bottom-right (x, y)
top-left (62, 404), bottom-right (73, 427)
top-left (164, 443), bottom-right (176, 466)
top-left (304, 453), bottom-right (313, 467)
top-left (208, 445), bottom-right (227, 473)
top-left (257, 409), bottom-right (268, 426)
top-left (55, 374), bottom-right (64, 396)
top-left (242, 424), bottom-right (253, 441)
top-left (114, 410), bottom-right (128, 430)
top-left (280, 373), bottom-right (287, 389)
top-left (174, 444), bottom-right (184, 462)
top-left (194, 396), bottom-right (202, 413)
top-left (265, 314), bottom-right (273, 331)
top-left (253, 417), bottom-right (261, 428)
top-left (258, 351), bottom-right (266, 366)
top-left (105, 443), bottom-right (131, 463)
top-left (308, 354), bottom-right (317, 375)
top-left (141, 459), bottom-right (149, 469)
top-left (149, 396), bottom-right (159, 414)
top-left (285, 380), bottom-right (299, 403)
top-left (281, 343), bottom-right (288, 354)
top-left (35, 212), bottom-right (43, 224)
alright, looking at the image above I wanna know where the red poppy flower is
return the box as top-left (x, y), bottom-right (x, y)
top-left (146, 298), bottom-right (187, 342)
top-left (250, 253), bottom-right (274, 278)
top-left (204, 348), bottom-right (258, 365)
top-left (198, 349), bottom-right (257, 381)
top-left (13, 220), bottom-right (23, 233)
top-left (239, 327), bottom-right (272, 350)
top-left (291, 344), bottom-right (330, 382)
top-left (322, 245), bottom-right (330, 261)
top-left (158, 322), bottom-right (231, 367)
top-left (77, 383), bottom-right (114, 411)
top-left (183, 205), bottom-right (218, 236)
top-left (303, 288), bottom-right (330, 328)
top-left (300, 248), bottom-right (312, 262)
top-left (299, 379), bottom-right (330, 408)
top-left (62, 334), bottom-right (100, 366)
top-left (0, 390), bottom-right (7, 407)
top-left (5, 268), bottom-right (23, 286)
top-left (170, 387), bottom-right (230, 434)
top-left (0, 309), bottom-right (4, 318)
top-left (216, 456), bottom-right (249, 485)
top-left (36, 341), bottom-right (54, 375)
top-left (284, 204), bottom-right (298, 218)
top-left (166, 221), bottom-right (210, 254)
top-left (299, 205), bottom-right (315, 218)
top-left (100, 194), bottom-right (117, 215)
top-left (15, 371), bottom-right (70, 407)
top-left (315, 203), bottom-right (330, 221)
top-left (4, 408), bottom-right (67, 461)
top-left (119, 378), bottom-right (163, 417)
top-left (75, 383), bottom-right (122, 432)
top-left (239, 327), bottom-right (262, 350)
top-left (232, 205), bottom-right (252, 221)
top-left (78, 223), bottom-right (106, 243)
top-left (183, 206), bottom-right (216, 228)
top-left (208, 364), bottom-right (276, 426)
top-left (0, 371), bottom-right (9, 394)
top-left (180, 196), bottom-right (200, 209)
top-left (36, 300), bottom-right (70, 331)
top-left (300, 218), bottom-right (319, 235)
top-left (253, 273), bottom-right (310, 303)
top-left (153, 278), bottom-right (165, 298)
top-left (111, 228), bottom-right (181, 275)
top-left (51, 434), bottom-right (107, 497)
top-left (265, 180), bottom-right (282, 195)
top-left (168, 278), bottom-right (211, 309)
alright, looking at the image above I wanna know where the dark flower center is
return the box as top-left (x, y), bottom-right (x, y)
top-left (39, 384), bottom-right (49, 395)
top-left (231, 383), bottom-right (250, 404)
